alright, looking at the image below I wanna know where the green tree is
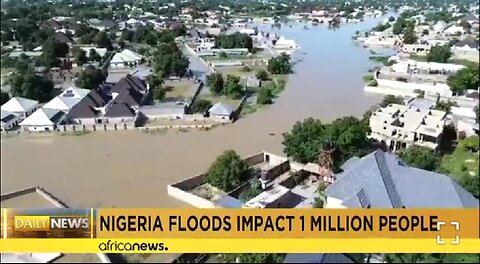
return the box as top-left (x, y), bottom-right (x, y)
top-left (257, 86), bottom-right (273, 104)
top-left (435, 100), bottom-right (458, 112)
top-left (282, 116), bottom-right (370, 166)
top-left (447, 66), bottom-right (479, 95)
top-left (72, 47), bottom-right (88, 66)
top-left (93, 31), bottom-right (112, 50)
top-left (9, 69), bottom-right (53, 103)
top-left (314, 182), bottom-right (327, 208)
top-left (426, 45), bottom-right (452, 63)
top-left (256, 70), bottom-right (269, 81)
top-left (398, 146), bottom-right (441, 171)
top-left (388, 16), bottom-right (395, 22)
top-left (75, 67), bottom-right (106, 90)
top-left (207, 73), bottom-right (224, 95)
top-left (191, 99), bottom-right (212, 114)
top-left (214, 32), bottom-right (253, 51)
top-left (148, 74), bottom-right (165, 101)
top-left (225, 75), bottom-right (243, 99)
top-left (89, 49), bottom-right (102, 62)
top-left (402, 28), bottom-right (417, 44)
top-left (41, 38), bottom-right (69, 68)
top-left (239, 178), bottom-right (263, 202)
top-left (206, 150), bottom-right (251, 192)
top-left (1, 91), bottom-right (10, 105)
top-left (422, 29), bottom-right (429, 35)
top-left (459, 175), bottom-right (479, 199)
top-left (380, 95), bottom-right (404, 107)
top-left (267, 53), bottom-right (291, 74)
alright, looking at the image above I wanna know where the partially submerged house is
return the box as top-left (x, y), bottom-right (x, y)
top-left (19, 108), bottom-right (66, 132)
top-left (1, 96), bottom-right (39, 120)
top-left (324, 150), bottom-right (479, 208)
top-left (208, 102), bottom-right (236, 120)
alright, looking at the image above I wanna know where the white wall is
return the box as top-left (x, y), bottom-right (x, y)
top-left (325, 196), bottom-right (347, 208)
top-left (376, 78), bottom-right (453, 97)
top-left (22, 125), bottom-right (55, 132)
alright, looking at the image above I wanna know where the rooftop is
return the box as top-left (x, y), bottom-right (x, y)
top-left (325, 150), bottom-right (479, 208)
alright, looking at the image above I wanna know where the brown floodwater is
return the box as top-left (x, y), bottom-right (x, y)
top-left (1, 15), bottom-right (394, 208)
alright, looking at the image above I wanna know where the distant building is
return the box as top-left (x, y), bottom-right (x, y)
top-left (274, 36), bottom-right (299, 50)
top-left (451, 37), bottom-right (479, 53)
top-left (368, 104), bottom-right (448, 150)
top-left (324, 150), bottom-right (479, 208)
top-left (443, 25), bottom-right (465, 36)
top-left (110, 49), bottom-right (144, 69)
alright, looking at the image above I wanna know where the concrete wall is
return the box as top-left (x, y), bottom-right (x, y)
top-left (171, 173), bottom-right (206, 190)
top-left (22, 125), bottom-right (55, 132)
top-left (244, 152), bottom-right (265, 166)
top-left (265, 190), bottom-right (293, 208)
top-left (167, 185), bottom-right (217, 208)
top-left (264, 152), bottom-right (288, 165)
top-left (377, 79), bottom-right (452, 97)
top-left (265, 160), bottom-right (291, 181)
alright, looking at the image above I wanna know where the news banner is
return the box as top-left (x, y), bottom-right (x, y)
top-left (1, 208), bottom-right (479, 253)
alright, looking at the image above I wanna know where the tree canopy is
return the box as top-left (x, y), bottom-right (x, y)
top-left (191, 98), bottom-right (212, 114)
top-left (41, 38), bottom-right (69, 69)
top-left (225, 75), bottom-right (243, 99)
top-left (152, 41), bottom-right (189, 78)
top-left (267, 53), bottom-right (291, 74)
top-left (447, 65), bottom-right (479, 95)
top-left (256, 70), bottom-right (269, 81)
top-left (426, 45), bottom-right (452, 63)
top-left (72, 47), bottom-right (88, 66)
top-left (1, 91), bottom-right (11, 105)
top-left (206, 150), bottom-right (251, 192)
top-left (380, 95), bottom-right (404, 107)
top-left (214, 32), bottom-right (253, 51)
top-left (257, 86), bottom-right (274, 105)
top-left (282, 117), bottom-right (370, 168)
top-left (207, 73), bottom-right (224, 95)
top-left (402, 28), bottom-right (417, 44)
top-left (93, 31), bottom-right (113, 50)
top-left (148, 74), bottom-right (165, 101)
top-left (74, 66), bottom-right (106, 90)
top-left (398, 146), bottom-right (441, 171)
top-left (435, 100), bottom-right (458, 112)
top-left (9, 68), bottom-right (54, 103)
top-left (223, 254), bottom-right (285, 263)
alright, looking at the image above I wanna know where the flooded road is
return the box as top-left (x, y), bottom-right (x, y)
top-left (1, 15), bottom-right (392, 207)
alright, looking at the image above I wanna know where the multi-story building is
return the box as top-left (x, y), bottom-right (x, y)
top-left (368, 104), bottom-right (448, 150)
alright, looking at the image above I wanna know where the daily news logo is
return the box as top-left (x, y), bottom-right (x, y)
top-left (14, 216), bottom-right (90, 232)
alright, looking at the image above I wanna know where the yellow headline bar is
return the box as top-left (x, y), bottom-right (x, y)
top-left (0, 239), bottom-right (479, 253)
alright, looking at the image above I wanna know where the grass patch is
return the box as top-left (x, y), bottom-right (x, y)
top-left (448, 59), bottom-right (479, 68)
top-left (164, 79), bottom-right (195, 99)
top-left (409, 54), bottom-right (428, 62)
top-left (216, 65), bottom-right (265, 77)
top-left (369, 56), bottom-right (394, 66)
top-left (440, 138), bottom-right (479, 181)
top-left (363, 74), bottom-right (375, 83)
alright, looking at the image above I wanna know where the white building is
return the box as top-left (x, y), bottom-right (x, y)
top-left (391, 60), bottom-right (465, 74)
top-left (110, 49), bottom-right (144, 68)
top-left (208, 102), bottom-right (235, 120)
top-left (42, 87), bottom-right (90, 112)
top-left (443, 25), bottom-right (465, 36)
top-left (274, 36), bottom-right (299, 50)
top-left (1, 96), bottom-right (39, 119)
top-left (432, 21), bottom-right (447, 33)
top-left (19, 108), bottom-right (66, 132)
top-left (368, 104), bottom-right (448, 150)
top-left (1, 110), bottom-right (20, 131)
